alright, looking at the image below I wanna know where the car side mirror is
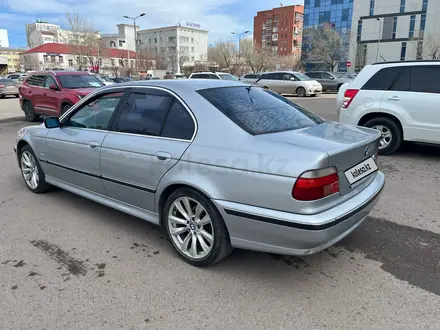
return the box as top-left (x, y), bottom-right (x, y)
top-left (290, 77), bottom-right (296, 81)
top-left (44, 117), bottom-right (60, 129)
top-left (49, 83), bottom-right (58, 90)
top-left (329, 76), bottom-right (335, 80)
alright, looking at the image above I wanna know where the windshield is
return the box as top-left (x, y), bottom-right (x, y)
top-left (198, 86), bottom-right (323, 135)
top-left (294, 73), bottom-right (312, 81)
top-left (58, 75), bottom-right (103, 89)
top-left (219, 74), bottom-right (238, 81)
top-left (0, 78), bottom-right (15, 84)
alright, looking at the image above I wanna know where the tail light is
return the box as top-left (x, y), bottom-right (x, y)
top-left (0, 84), bottom-right (5, 88)
top-left (342, 89), bottom-right (359, 109)
top-left (292, 167), bottom-right (339, 201)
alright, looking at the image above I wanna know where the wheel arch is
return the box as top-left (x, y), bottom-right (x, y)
top-left (358, 112), bottom-right (404, 140)
top-left (60, 100), bottom-right (74, 112)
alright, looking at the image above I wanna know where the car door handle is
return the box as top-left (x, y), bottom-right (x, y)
top-left (88, 141), bottom-right (100, 149)
top-left (155, 152), bottom-right (171, 161)
top-left (387, 96), bottom-right (400, 101)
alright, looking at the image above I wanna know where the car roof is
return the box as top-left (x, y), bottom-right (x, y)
top-left (262, 71), bottom-right (301, 74)
top-left (100, 79), bottom-right (244, 94)
top-left (30, 71), bottom-right (91, 76)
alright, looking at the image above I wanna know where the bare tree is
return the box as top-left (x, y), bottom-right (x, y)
top-left (178, 55), bottom-right (189, 72)
top-left (241, 39), bottom-right (276, 73)
top-left (138, 49), bottom-right (155, 71)
top-left (208, 41), bottom-right (237, 71)
top-left (65, 11), bottom-right (100, 70)
top-left (303, 23), bottom-right (342, 71)
top-left (408, 37), bottom-right (440, 60)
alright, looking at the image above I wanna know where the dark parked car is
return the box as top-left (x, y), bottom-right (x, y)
top-left (305, 71), bottom-right (351, 92)
top-left (112, 77), bottom-right (134, 83)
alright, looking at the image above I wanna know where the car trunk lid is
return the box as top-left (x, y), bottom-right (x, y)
top-left (258, 121), bottom-right (381, 195)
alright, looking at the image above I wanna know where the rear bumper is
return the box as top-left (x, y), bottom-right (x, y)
top-left (0, 89), bottom-right (18, 95)
top-left (214, 171), bottom-right (385, 256)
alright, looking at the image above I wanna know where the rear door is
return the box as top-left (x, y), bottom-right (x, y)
top-left (28, 74), bottom-right (48, 114)
top-left (384, 65), bottom-right (440, 144)
top-left (40, 74), bottom-right (61, 115)
top-left (100, 87), bottom-right (196, 212)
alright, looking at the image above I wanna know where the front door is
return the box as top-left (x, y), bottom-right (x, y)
top-left (100, 87), bottom-right (196, 212)
top-left (319, 72), bottom-right (336, 90)
top-left (382, 65), bottom-right (440, 144)
top-left (41, 90), bottom-right (127, 195)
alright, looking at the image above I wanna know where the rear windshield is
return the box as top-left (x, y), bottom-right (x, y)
top-left (58, 75), bottom-right (103, 89)
top-left (198, 86), bottom-right (324, 135)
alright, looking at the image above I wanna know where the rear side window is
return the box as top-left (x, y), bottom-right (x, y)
top-left (209, 74), bottom-right (220, 79)
top-left (362, 67), bottom-right (402, 90)
top-left (391, 67), bottom-right (411, 91)
top-left (410, 66), bottom-right (440, 94)
top-left (191, 74), bottom-right (208, 79)
top-left (161, 100), bottom-right (195, 140)
top-left (198, 86), bottom-right (323, 135)
top-left (28, 75), bottom-right (46, 87)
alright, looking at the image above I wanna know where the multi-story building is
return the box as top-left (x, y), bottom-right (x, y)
top-left (348, 0), bottom-right (439, 71)
top-left (137, 24), bottom-right (209, 73)
top-left (20, 43), bottom-right (138, 76)
top-left (0, 29), bottom-right (9, 48)
top-left (253, 5), bottom-right (304, 58)
top-left (0, 47), bottom-right (26, 74)
top-left (302, 0), bottom-right (354, 71)
top-left (100, 24), bottom-right (138, 51)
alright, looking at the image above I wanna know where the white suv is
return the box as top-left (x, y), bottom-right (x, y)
top-left (188, 72), bottom-right (238, 81)
top-left (337, 61), bottom-right (440, 155)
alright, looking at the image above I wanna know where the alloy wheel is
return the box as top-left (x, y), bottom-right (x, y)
top-left (21, 151), bottom-right (39, 189)
top-left (168, 197), bottom-right (214, 260)
top-left (373, 125), bottom-right (392, 149)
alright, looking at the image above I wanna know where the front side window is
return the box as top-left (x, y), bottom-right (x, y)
top-left (112, 91), bottom-right (174, 136)
top-left (198, 86), bottom-right (323, 135)
top-left (29, 75), bottom-right (46, 87)
top-left (44, 75), bottom-right (57, 88)
top-left (321, 73), bottom-right (333, 79)
top-left (65, 92), bottom-right (124, 130)
top-left (58, 75), bottom-right (103, 89)
top-left (410, 66), bottom-right (440, 94)
top-left (209, 74), bottom-right (221, 80)
top-left (219, 74), bottom-right (237, 81)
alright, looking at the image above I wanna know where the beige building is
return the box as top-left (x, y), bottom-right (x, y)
top-left (19, 43), bottom-right (144, 77)
top-left (0, 47), bottom-right (26, 74)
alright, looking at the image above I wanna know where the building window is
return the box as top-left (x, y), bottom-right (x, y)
top-left (160, 47), bottom-right (166, 52)
top-left (111, 59), bottom-right (115, 66)
top-left (68, 59), bottom-right (73, 66)
top-left (160, 37), bottom-right (163, 42)
top-left (191, 47), bottom-right (195, 52)
top-left (342, 9), bottom-right (349, 22)
top-left (370, 0), bottom-right (375, 16)
top-left (409, 15), bottom-right (416, 38)
top-left (51, 56), bottom-right (55, 63)
top-left (392, 17), bottom-right (398, 39)
top-left (119, 40), bottom-right (124, 47)
top-left (420, 14), bottom-right (426, 31)
top-left (149, 38), bottom-right (151, 44)
top-left (109, 41), bottom-right (116, 47)
top-left (422, 0), bottom-right (428, 11)
top-left (154, 38), bottom-right (157, 43)
top-left (400, 0), bottom-right (405, 13)
top-left (168, 36), bottom-right (176, 43)
top-left (357, 20), bottom-right (363, 42)
top-left (168, 46), bottom-right (176, 51)
top-left (315, 0), bottom-right (320, 7)
top-left (43, 55), bottom-right (49, 63)
top-left (400, 42), bottom-right (407, 60)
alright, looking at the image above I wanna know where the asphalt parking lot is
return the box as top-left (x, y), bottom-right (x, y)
top-left (0, 95), bottom-right (439, 330)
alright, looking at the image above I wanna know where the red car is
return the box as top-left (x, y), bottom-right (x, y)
top-left (19, 71), bottom-right (104, 121)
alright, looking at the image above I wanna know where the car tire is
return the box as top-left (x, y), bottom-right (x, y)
top-left (61, 104), bottom-right (71, 115)
top-left (15, 94), bottom-right (19, 98)
top-left (163, 187), bottom-right (232, 266)
top-left (296, 87), bottom-right (306, 97)
top-left (19, 145), bottom-right (52, 193)
top-left (23, 100), bottom-right (38, 122)
top-left (364, 117), bottom-right (402, 155)
top-left (337, 84), bottom-right (342, 92)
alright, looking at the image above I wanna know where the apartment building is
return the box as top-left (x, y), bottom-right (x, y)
top-left (100, 24), bottom-right (138, 51)
top-left (0, 47), bottom-right (26, 74)
top-left (253, 5), bottom-right (304, 58)
top-left (137, 24), bottom-right (208, 73)
top-left (349, 0), bottom-right (439, 71)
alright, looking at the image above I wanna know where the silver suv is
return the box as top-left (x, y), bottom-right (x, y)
top-left (189, 72), bottom-right (238, 81)
top-left (305, 71), bottom-right (351, 92)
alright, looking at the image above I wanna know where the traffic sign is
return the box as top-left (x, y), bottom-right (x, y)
top-left (346, 61), bottom-right (352, 67)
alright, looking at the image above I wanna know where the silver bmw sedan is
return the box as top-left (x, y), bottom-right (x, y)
top-left (14, 79), bottom-right (385, 266)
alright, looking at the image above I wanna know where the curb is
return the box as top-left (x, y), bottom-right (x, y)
top-left (0, 116), bottom-right (26, 124)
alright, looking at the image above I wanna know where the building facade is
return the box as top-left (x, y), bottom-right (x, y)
top-left (137, 24), bottom-right (208, 73)
top-left (20, 43), bottom-right (138, 76)
top-left (348, 0), bottom-right (439, 71)
top-left (100, 24), bottom-right (138, 51)
top-left (253, 5), bottom-right (304, 58)
top-left (0, 29), bottom-right (9, 48)
top-left (302, 0), bottom-right (354, 71)
top-left (0, 47), bottom-right (26, 74)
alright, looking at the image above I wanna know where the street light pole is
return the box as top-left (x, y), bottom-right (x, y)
top-left (231, 30), bottom-right (249, 75)
top-left (376, 18), bottom-right (382, 62)
top-left (123, 13), bottom-right (146, 74)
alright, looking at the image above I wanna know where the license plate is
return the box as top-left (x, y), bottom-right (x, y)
top-left (344, 157), bottom-right (378, 185)
top-left (7, 85), bottom-right (15, 88)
